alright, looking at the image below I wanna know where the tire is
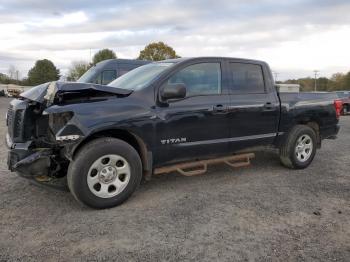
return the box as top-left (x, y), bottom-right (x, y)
top-left (279, 125), bottom-right (317, 169)
top-left (67, 137), bottom-right (142, 209)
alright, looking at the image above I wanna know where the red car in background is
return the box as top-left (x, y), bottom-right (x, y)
top-left (336, 91), bottom-right (350, 115)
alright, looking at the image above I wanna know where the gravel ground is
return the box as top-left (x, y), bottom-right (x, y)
top-left (0, 97), bottom-right (349, 262)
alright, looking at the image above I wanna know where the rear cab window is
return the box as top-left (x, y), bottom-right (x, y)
top-left (229, 62), bottom-right (265, 94)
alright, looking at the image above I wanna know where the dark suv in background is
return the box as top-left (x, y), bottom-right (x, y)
top-left (77, 59), bottom-right (150, 85)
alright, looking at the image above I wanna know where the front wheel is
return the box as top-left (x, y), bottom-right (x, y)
top-left (67, 138), bottom-right (142, 209)
top-left (279, 125), bottom-right (317, 169)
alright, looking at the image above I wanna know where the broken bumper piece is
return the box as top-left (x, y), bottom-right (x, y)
top-left (11, 149), bottom-right (52, 177)
top-left (9, 147), bottom-right (69, 191)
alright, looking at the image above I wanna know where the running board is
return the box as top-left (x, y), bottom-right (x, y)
top-left (154, 153), bottom-right (255, 176)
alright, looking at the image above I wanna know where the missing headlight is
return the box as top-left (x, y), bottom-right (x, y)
top-left (48, 112), bottom-right (74, 134)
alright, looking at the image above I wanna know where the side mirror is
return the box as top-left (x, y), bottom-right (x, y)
top-left (160, 83), bottom-right (186, 100)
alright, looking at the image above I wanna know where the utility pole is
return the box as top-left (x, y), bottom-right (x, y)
top-left (272, 71), bottom-right (279, 82)
top-left (313, 70), bottom-right (319, 92)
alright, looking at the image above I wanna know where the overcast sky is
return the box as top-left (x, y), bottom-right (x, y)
top-left (0, 0), bottom-right (350, 80)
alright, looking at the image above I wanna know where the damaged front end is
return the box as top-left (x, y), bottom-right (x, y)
top-left (6, 81), bottom-right (131, 188)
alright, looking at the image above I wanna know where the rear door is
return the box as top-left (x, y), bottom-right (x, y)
top-left (226, 61), bottom-right (280, 151)
top-left (154, 60), bottom-right (231, 165)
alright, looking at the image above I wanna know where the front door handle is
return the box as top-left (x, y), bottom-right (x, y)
top-left (211, 104), bottom-right (227, 113)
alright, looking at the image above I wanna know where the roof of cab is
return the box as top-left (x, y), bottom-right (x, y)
top-left (95, 59), bottom-right (150, 67)
top-left (159, 56), bottom-right (267, 65)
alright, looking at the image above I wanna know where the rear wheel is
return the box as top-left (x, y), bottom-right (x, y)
top-left (279, 125), bottom-right (317, 169)
top-left (67, 138), bottom-right (142, 209)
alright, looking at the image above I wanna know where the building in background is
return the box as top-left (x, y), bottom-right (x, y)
top-left (276, 84), bottom-right (300, 93)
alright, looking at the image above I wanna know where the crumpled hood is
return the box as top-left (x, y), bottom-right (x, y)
top-left (20, 81), bottom-right (133, 104)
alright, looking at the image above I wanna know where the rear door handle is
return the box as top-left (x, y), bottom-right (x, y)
top-left (263, 102), bottom-right (274, 111)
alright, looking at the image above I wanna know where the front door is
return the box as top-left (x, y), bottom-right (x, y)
top-left (154, 61), bottom-right (231, 166)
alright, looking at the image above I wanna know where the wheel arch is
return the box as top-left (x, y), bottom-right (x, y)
top-left (276, 118), bottom-right (321, 148)
top-left (72, 129), bottom-right (153, 178)
top-left (279, 124), bottom-right (318, 169)
top-left (295, 119), bottom-right (320, 147)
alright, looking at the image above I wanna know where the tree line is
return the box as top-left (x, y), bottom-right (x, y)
top-left (0, 41), bottom-right (179, 86)
top-left (277, 72), bottom-right (350, 92)
top-left (1, 40), bottom-right (349, 91)
top-left (0, 59), bottom-right (60, 86)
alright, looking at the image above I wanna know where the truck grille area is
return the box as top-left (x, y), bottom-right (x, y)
top-left (7, 100), bottom-right (29, 143)
top-left (7, 105), bottom-right (13, 127)
top-left (14, 110), bottom-right (24, 138)
top-left (7, 105), bottom-right (14, 138)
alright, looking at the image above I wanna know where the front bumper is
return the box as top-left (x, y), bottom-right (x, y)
top-left (6, 133), bottom-right (69, 190)
top-left (6, 133), bottom-right (51, 177)
top-left (6, 133), bottom-right (33, 172)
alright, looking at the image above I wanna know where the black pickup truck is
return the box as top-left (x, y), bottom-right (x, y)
top-left (6, 57), bottom-right (341, 208)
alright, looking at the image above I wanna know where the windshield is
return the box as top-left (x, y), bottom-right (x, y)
top-left (108, 62), bottom-right (174, 90)
top-left (77, 65), bottom-right (97, 83)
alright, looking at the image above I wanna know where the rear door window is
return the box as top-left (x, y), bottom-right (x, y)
top-left (229, 63), bottom-right (265, 93)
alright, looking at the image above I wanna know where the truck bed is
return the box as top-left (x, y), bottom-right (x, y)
top-left (279, 91), bottom-right (338, 102)
top-left (278, 91), bottom-right (339, 141)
